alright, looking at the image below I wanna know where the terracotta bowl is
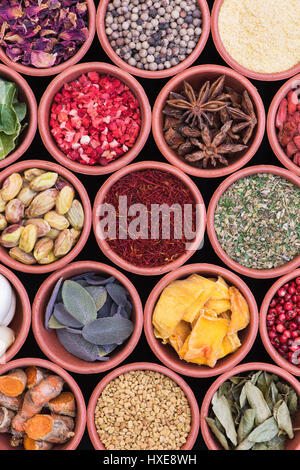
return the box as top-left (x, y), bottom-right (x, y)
top-left (211, 0), bottom-right (300, 82)
top-left (87, 361), bottom-right (199, 450)
top-left (0, 0), bottom-right (96, 77)
top-left (32, 261), bottom-right (143, 374)
top-left (0, 160), bottom-right (92, 274)
top-left (144, 263), bottom-right (258, 378)
top-left (0, 65), bottom-right (37, 170)
top-left (96, 0), bottom-right (210, 80)
top-left (38, 62), bottom-right (151, 176)
top-left (267, 74), bottom-right (300, 177)
top-left (92, 160), bottom-right (206, 276)
top-left (0, 265), bottom-right (31, 363)
top-left (207, 165), bottom-right (300, 279)
top-left (260, 269), bottom-right (300, 377)
top-left (0, 358), bottom-right (86, 450)
top-left (200, 362), bottom-right (300, 450)
top-left (152, 64), bottom-right (265, 178)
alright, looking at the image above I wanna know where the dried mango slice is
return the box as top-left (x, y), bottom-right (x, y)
top-left (182, 280), bottom-right (215, 323)
top-left (228, 286), bottom-right (250, 334)
top-left (218, 333), bottom-right (241, 359)
top-left (205, 299), bottom-right (231, 315)
top-left (169, 321), bottom-right (191, 353)
top-left (180, 311), bottom-right (229, 368)
top-left (210, 276), bottom-right (230, 301)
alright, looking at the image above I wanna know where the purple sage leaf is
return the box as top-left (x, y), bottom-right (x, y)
top-left (62, 280), bottom-right (97, 325)
top-left (85, 286), bottom-right (107, 311)
top-left (97, 296), bottom-right (113, 318)
top-left (53, 303), bottom-right (83, 328)
top-left (56, 329), bottom-right (105, 362)
top-left (82, 317), bottom-right (134, 345)
top-left (45, 277), bottom-right (64, 330)
top-left (106, 283), bottom-right (128, 307)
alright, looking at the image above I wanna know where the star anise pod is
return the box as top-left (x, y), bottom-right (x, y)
top-left (227, 90), bottom-right (257, 144)
top-left (185, 121), bottom-right (247, 168)
top-left (165, 76), bottom-right (229, 129)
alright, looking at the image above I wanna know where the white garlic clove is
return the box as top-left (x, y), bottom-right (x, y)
top-left (0, 326), bottom-right (15, 357)
top-left (0, 290), bottom-right (16, 327)
top-left (0, 274), bottom-right (14, 326)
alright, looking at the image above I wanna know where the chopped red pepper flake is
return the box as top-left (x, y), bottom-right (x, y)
top-left (50, 72), bottom-right (141, 166)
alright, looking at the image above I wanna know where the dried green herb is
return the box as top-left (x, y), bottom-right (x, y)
top-left (206, 371), bottom-right (298, 450)
top-left (214, 173), bottom-right (300, 270)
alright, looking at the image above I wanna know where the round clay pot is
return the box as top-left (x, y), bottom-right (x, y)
top-left (0, 0), bottom-right (96, 77)
top-left (144, 263), bottom-right (258, 378)
top-left (260, 269), bottom-right (300, 377)
top-left (0, 358), bottom-right (86, 450)
top-left (87, 362), bottom-right (199, 450)
top-left (152, 64), bottom-right (265, 178)
top-left (38, 62), bottom-right (151, 176)
top-left (207, 165), bottom-right (300, 279)
top-left (211, 0), bottom-right (300, 82)
top-left (0, 160), bottom-right (92, 274)
top-left (92, 160), bottom-right (207, 276)
top-left (32, 261), bottom-right (143, 374)
top-left (0, 65), bottom-right (37, 170)
top-left (267, 74), bottom-right (300, 176)
top-left (96, 0), bottom-right (210, 80)
top-left (0, 265), bottom-right (31, 363)
top-left (201, 362), bottom-right (300, 450)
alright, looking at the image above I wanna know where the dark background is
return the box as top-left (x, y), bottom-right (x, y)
top-left (7, 0), bottom-right (295, 450)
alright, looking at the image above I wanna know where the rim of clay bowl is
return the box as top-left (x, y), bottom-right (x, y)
top-left (0, 160), bottom-right (92, 274)
top-left (207, 165), bottom-right (300, 279)
top-left (87, 361), bottom-right (200, 450)
top-left (260, 269), bottom-right (300, 377)
top-left (152, 64), bottom-right (266, 178)
top-left (92, 160), bottom-right (206, 276)
top-left (38, 62), bottom-right (152, 176)
top-left (96, 0), bottom-right (211, 80)
top-left (267, 74), bottom-right (300, 177)
top-left (200, 361), bottom-right (300, 450)
top-left (144, 263), bottom-right (258, 378)
top-left (32, 261), bottom-right (144, 374)
top-left (211, 0), bottom-right (300, 82)
top-left (0, 357), bottom-right (86, 450)
top-left (0, 0), bottom-right (96, 77)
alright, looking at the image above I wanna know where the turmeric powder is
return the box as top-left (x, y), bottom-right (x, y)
top-left (48, 392), bottom-right (76, 417)
top-left (24, 413), bottom-right (75, 443)
top-left (0, 369), bottom-right (27, 397)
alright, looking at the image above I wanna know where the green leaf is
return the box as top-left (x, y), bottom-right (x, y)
top-left (205, 417), bottom-right (230, 450)
top-left (273, 399), bottom-right (294, 439)
top-left (212, 392), bottom-right (237, 446)
top-left (62, 280), bottom-right (97, 325)
top-left (237, 408), bottom-right (256, 443)
top-left (13, 101), bottom-right (26, 123)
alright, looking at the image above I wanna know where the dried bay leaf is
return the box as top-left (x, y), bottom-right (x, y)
top-left (239, 385), bottom-right (247, 408)
top-left (245, 382), bottom-right (271, 425)
top-left (252, 443), bottom-right (268, 450)
top-left (237, 408), bottom-right (256, 443)
top-left (274, 399), bottom-right (294, 439)
top-left (205, 417), bottom-right (230, 450)
top-left (82, 317), bottom-right (134, 345)
top-left (236, 417), bottom-right (278, 450)
top-left (287, 390), bottom-right (298, 416)
top-left (266, 434), bottom-right (286, 450)
top-left (212, 392), bottom-right (237, 446)
top-left (62, 280), bottom-right (97, 325)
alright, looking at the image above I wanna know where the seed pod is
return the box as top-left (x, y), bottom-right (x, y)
top-left (38, 251), bottom-right (57, 265)
top-left (34, 237), bottom-right (54, 262)
top-left (24, 218), bottom-right (51, 237)
top-left (1, 173), bottom-right (23, 202)
top-left (54, 229), bottom-right (73, 257)
top-left (23, 168), bottom-right (45, 183)
top-left (9, 247), bottom-right (36, 265)
top-left (0, 194), bottom-right (6, 213)
top-left (70, 228), bottom-right (81, 246)
top-left (0, 225), bottom-right (24, 248)
top-left (17, 187), bottom-right (37, 207)
top-left (5, 199), bottom-right (25, 224)
top-left (67, 200), bottom-right (84, 230)
top-left (56, 186), bottom-right (74, 215)
top-left (45, 228), bottom-right (61, 240)
top-left (19, 224), bottom-right (38, 253)
top-left (29, 172), bottom-right (58, 192)
top-left (0, 214), bottom-right (7, 231)
top-left (44, 211), bottom-right (69, 231)
top-left (27, 189), bottom-right (58, 217)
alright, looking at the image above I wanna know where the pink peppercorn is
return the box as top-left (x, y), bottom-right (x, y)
top-left (50, 72), bottom-right (141, 166)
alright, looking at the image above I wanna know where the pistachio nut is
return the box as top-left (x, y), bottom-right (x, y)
top-left (29, 172), bottom-right (58, 192)
top-left (24, 218), bottom-right (51, 238)
top-left (5, 199), bottom-right (25, 224)
top-left (54, 229), bottom-right (73, 257)
top-left (19, 224), bottom-right (38, 253)
top-left (56, 185), bottom-right (75, 215)
top-left (0, 214), bottom-right (7, 231)
top-left (9, 247), bottom-right (36, 265)
top-left (23, 168), bottom-right (45, 183)
top-left (1, 173), bottom-right (23, 202)
top-left (27, 188), bottom-right (58, 217)
top-left (70, 228), bottom-right (81, 246)
top-left (38, 251), bottom-right (57, 265)
top-left (0, 225), bottom-right (24, 248)
top-left (0, 194), bottom-right (6, 212)
top-left (44, 211), bottom-right (69, 231)
top-left (55, 178), bottom-right (74, 192)
top-left (45, 228), bottom-right (61, 240)
top-left (17, 186), bottom-right (37, 207)
top-left (33, 237), bottom-right (54, 262)
top-left (67, 199), bottom-right (84, 230)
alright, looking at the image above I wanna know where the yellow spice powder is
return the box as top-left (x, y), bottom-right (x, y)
top-left (218, 0), bottom-right (300, 74)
